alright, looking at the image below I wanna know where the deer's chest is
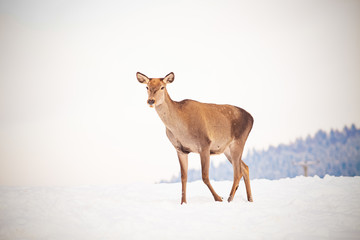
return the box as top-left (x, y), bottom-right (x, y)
top-left (165, 128), bottom-right (205, 154)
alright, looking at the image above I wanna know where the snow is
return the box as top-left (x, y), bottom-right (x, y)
top-left (1, 176), bottom-right (359, 240)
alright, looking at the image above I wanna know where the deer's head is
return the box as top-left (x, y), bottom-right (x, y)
top-left (136, 72), bottom-right (174, 107)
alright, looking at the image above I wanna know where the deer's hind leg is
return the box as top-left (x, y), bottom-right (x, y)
top-left (241, 161), bottom-right (253, 202)
top-left (226, 140), bottom-right (253, 202)
top-left (225, 145), bottom-right (243, 202)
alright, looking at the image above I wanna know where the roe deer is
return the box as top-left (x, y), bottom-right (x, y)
top-left (137, 72), bottom-right (254, 204)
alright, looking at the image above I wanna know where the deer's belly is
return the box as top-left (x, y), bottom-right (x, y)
top-left (209, 141), bottom-right (231, 155)
top-left (174, 138), bottom-right (231, 155)
top-left (166, 128), bottom-right (232, 155)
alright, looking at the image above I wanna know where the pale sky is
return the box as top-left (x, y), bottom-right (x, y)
top-left (1, 0), bottom-right (359, 186)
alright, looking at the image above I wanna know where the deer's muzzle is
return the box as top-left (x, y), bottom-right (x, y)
top-left (147, 99), bottom-right (155, 107)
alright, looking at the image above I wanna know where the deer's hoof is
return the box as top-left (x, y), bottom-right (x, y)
top-left (227, 196), bottom-right (234, 202)
top-left (214, 196), bottom-right (223, 202)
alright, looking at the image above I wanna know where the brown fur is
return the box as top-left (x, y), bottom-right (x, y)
top-left (136, 72), bottom-right (253, 204)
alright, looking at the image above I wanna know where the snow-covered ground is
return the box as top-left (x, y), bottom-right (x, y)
top-left (0, 176), bottom-right (359, 240)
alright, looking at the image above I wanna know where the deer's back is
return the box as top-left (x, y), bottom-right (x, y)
top-left (174, 99), bottom-right (253, 151)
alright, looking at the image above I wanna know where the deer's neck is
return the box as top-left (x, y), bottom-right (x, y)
top-left (155, 90), bottom-right (181, 130)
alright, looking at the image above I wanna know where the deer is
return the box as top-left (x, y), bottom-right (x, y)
top-left (136, 72), bottom-right (254, 204)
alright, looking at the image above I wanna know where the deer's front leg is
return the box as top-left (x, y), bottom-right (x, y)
top-left (177, 151), bottom-right (188, 204)
top-left (200, 149), bottom-right (223, 202)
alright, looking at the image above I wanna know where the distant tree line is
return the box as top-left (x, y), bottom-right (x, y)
top-left (161, 124), bottom-right (360, 183)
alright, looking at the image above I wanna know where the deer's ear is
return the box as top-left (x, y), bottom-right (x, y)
top-left (163, 72), bottom-right (174, 84)
top-left (137, 72), bottom-right (150, 84)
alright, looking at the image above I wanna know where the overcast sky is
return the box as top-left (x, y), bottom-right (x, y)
top-left (1, 0), bottom-right (359, 186)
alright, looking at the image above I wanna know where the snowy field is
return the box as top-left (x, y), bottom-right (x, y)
top-left (1, 176), bottom-right (359, 240)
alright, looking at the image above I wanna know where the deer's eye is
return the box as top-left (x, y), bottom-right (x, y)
top-left (161, 86), bottom-right (165, 90)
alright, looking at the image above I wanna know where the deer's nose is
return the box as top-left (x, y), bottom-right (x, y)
top-left (147, 99), bottom-right (155, 106)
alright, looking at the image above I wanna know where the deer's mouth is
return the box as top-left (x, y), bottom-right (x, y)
top-left (147, 99), bottom-right (155, 107)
